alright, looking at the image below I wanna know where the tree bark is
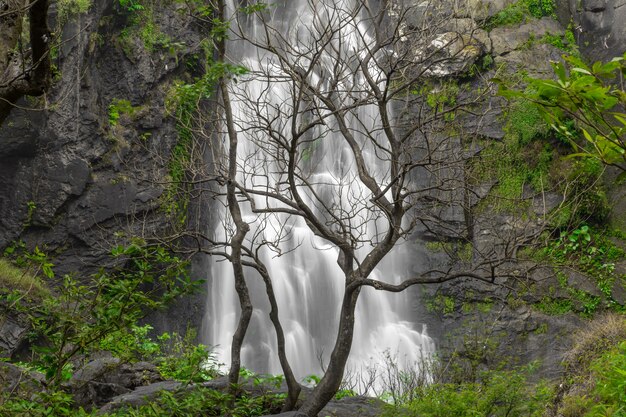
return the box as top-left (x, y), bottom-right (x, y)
top-left (216, 0), bottom-right (253, 400)
top-left (299, 283), bottom-right (360, 417)
top-left (251, 258), bottom-right (301, 411)
top-left (222, 75), bottom-right (253, 397)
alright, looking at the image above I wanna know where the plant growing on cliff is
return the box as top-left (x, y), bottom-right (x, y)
top-left (485, 0), bottom-right (556, 30)
top-left (500, 53), bottom-right (626, 176)
top-left (11, 243), bottom-right (200, 387)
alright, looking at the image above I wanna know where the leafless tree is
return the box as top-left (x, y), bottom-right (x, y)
top-left (206, 0), bottom-right (509, 414)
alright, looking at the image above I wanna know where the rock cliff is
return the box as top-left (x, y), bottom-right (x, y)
top-left (0, 0), bottom-right (625, 381)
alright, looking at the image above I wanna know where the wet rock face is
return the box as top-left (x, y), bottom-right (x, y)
top-left (0, 309), bottom-right (29, 358)
top-left (0, 0), bottom-right (207, 335)
top-left (0, 2), bottom-right (192, 262)
top-left (558, 0), bottom-right (626, 60)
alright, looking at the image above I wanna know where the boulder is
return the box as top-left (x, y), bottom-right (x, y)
top-left (414, 32), bottom-right (485, 77)
top-left (462, 0), bottom-right (518, 20)
top-left (0, 362), bottom-right (44, 401)
top-left (320, 396), bottom-right (385, 417)
top-left (69, 357), bottom-right (163, 409)
top-left (489, 17), bottom-right (564, 56)
top-left (97, 380), bottom-right (183, 414)
top-left (0, 303), bottom-right (30, 358)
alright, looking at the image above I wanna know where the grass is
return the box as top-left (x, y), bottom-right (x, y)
top-left (0, 259), bottom-right (49, 299)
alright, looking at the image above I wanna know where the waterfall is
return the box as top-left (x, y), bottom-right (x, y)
top-left (200, 0), bottom-right (435, 390)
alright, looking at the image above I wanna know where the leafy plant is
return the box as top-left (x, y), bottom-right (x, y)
top-left (533, 225), bottom-right (625, 316)
top-left (119, 0), bottom-right (144, 13)
top-left (102, 387), bottom-right (284, 417)
top-left (500, 53), bottom-right (626, 176)
top-left (485, 0), bottom-right (556, 30)
top-left (156, 329), bottom-right (219, 383)
top-left (108, 98), bottom-right (137, 126)
top-left (0, 390), bottom-right (92, 417)
top-left (14, 243), bottom-right (200, 387)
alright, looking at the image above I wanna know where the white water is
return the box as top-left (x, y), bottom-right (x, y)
top-left (201, 0), bottom-right (435, 390)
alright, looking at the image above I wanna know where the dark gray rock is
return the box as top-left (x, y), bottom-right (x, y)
top-left (414, 32), bottom-right (485, 77)
top-left (0, 302), bottom-right (30, 358)
top-left (69, 357), bottom-right (164, 409)
top-left (463, 0), bottom-right (517, 20)
top-left (320, 396), bottom-right (384, 417)
top-left (97, 380), bottom-right (183, 414)
top-left (558, 0), bottom-right (626, 61)
top-left (490, 17), bottom-right (564, 56)
top-left (0, 362), bottom-right (44, 400)
top-left (0, 0), bottom-right (207, 336)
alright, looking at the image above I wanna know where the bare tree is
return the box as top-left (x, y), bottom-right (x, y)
top-left (205, 0), bottom-right (506, 414)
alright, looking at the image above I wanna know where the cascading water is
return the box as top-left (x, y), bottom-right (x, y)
top-left (201, 0), bottom-right (435, 388)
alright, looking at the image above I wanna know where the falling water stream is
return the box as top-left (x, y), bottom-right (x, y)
top-left (201, 0), bottom-right (435, 388)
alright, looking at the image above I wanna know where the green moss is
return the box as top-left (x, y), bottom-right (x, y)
top-left (108, 99), bottom-right (138, 126)
top-left (426, 295), bottom-right (456, 315)
top-left (506, 98), bottom-right (549, 146)
top-left (534, 296), bottom-right (573, 315)
top-left (425, 241), bottom-right (473, 262)
top-left (0, 259), bottom-right (48, 299)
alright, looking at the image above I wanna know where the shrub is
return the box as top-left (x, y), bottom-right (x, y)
top-left (384, 366), bottom-right (553, 417)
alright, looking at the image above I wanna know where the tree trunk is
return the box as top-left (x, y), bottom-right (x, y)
top-left (299, 284), bottom-right (360, 416)
top-left (222, 75), bottom-right (253, 397)
top-left (255, 262), bottom-right (301, 411)
top-left (217, 0), bottom-right (253, 399)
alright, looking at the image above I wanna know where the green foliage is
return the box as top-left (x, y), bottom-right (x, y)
top-left (108, 98), bottom-right (138, 126)
top-left (10, 243), bottom-right (200, 387)
top-left (563, 341), bottom-right (626, 416)
top-left (163, 61), bottom-right (248, 225)
top-left (0, 257), bottom-right (48, 299)
top-left (98, 324), bottom-right (161, 362)
top-left (0, 390), bottom-right (92, 417)
top-left (532, 226), bottom-right (625, 317)
top-left (589, 344), bottom-right (626, 414)
top-left (469, 89), bottom-right (554, 212)
top-left (384, 366), bottom-right (553, 417)
top-left (470, 129), bottom-right (552, 212)
top-left (334, 388), bottom-right (357, 400)
top-left (534, 296), bottom-right (574, 315)
top-left (156, 329), bottom-right (219, 383)
top-left (115, 0), bottom-right (180, 54)
top-left (303, 374), bottom-right (321, 386)
top-left (486, 0), bottom-right (556, 30)
top-left (425, 240), bottom-right (473, 262)
top-left (57, 0), bottom-right (92, 25)
top-left (507, 97), bottom-right (550, 145)
top-left (500, 53), bottom-right (626, 175)
top-left (103, 387), bottom-right (284, 417)
top-left (119, 0), bottom-right (144, 12)
top-left (417, 80), bottom-right (460, 121)
top-left (540, 25), bottom-right (579, 56)
top-left (426, 294), bottom-right (456, 315)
